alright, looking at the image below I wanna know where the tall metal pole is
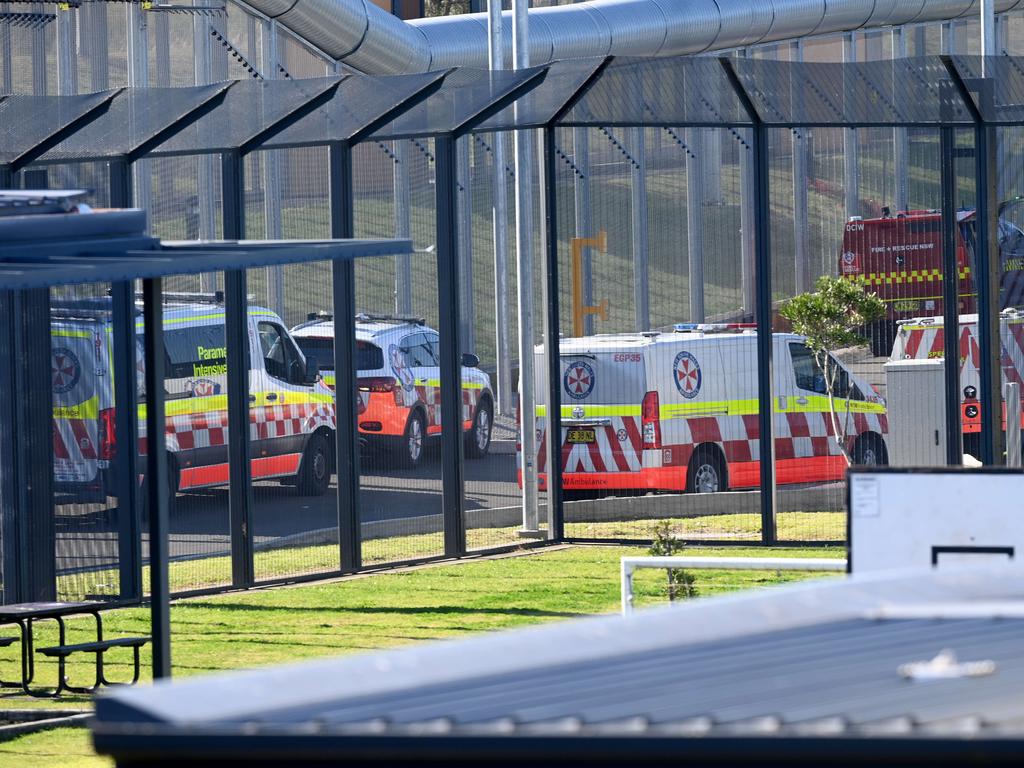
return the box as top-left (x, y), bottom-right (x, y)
top-left (128, 3), bottom-right (151, 229)
top-left (488, 0), bottom-right (513, 416)
top-left (195, 3), bottom-right (217, 291)
top-left (436, 135), bottom-right (467, 556)
top-left (738, 52), bottom-right (756, 320)
top-left (329, 141), bottom-right (362, 571)
top-left (0, 1), bottom-right (12, 95)
top-left (981, 0), bottom-right (996, 71)
top-left (31, 0), bottom-right (46, 95)
top-left (843, 32), bottom-right (859, 218)
top-left (457, 136), bottom-right (475, 351)
top-left (939, 126), bottom-right (963, 466)
top-left (394, 141), bottom-right (413, 314)
top-left (142, 277), bottom-right (171, 679)
top-left (541, 125), bottom-right (564, 539)
top-left (791, 40), bottom-right (811, 294)
top-left (55, 7), bottom-right (77, 96)
top-left (513, 0), bottom-right (539, 533)
top-left (686, 128), bottom-right (705, 322)
top-left (631, 127), bottom-right (650, 330)
top-left (574, 128), bottom-right (594, 334)
top-left (262, 20), bottom-right (285, 315)
top-left (892, 26), bottom-right (909, 212)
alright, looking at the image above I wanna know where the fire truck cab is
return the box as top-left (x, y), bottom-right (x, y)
top-left (524, 325), bottom-right (888, 496)
top-left (840, 202), bottom-right (1024, 357)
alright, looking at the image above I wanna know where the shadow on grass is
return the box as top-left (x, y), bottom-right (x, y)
top-left (180, 603), bottom-right (583, 618)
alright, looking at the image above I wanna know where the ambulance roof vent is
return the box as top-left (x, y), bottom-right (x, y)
top-left (848, 216), bottom-right (863, 222)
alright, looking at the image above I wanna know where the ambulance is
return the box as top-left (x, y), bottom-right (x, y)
top-left (522, 325), bottom-right (888, 495)
top-left (840, 202), bottom-right (1024, 356)
top-left (289, 313), bottom-right (494, 468)
top-left (890, 309), bottom-right (1024, 457)
top-left (52, 294), bottom-right (336, 504)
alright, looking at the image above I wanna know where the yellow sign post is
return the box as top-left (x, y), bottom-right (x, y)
top-left (571, 230), bottom-right (608, 337)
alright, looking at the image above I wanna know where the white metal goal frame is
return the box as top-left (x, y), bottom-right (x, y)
top-left (620, 556), bottom-right (847, 615)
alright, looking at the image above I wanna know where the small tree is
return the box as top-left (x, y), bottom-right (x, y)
top-left (780, 276), bottom-right (885, 465)
top-left (649, 521), bottom-right (698, 601)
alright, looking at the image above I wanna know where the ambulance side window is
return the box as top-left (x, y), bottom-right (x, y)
top-left (426, 332), bottom-right (440, 365)
top-left (400, 333), bottom-right (435, 368)
top-left (789, 344), bottom-right (826, 394)
top-left (789, 343), bottom-right (855, 398)
top-left (258, 321), bottom-right (299, 382)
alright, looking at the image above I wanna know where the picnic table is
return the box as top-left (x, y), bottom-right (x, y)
top-left (0, 602), bottom-right (149, 697)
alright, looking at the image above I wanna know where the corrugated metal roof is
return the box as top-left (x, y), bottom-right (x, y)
top-left (93, 566), bottom-right (1024, 765)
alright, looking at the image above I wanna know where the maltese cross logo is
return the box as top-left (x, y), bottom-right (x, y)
top-left (563, 361), bottom-right (595, 400)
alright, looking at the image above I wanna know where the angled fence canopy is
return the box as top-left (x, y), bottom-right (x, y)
top-left (555, 56), bottom-right (753, 128)
top-left (145, 76), bottom-right (343, 157)
top-left (263, 71), bottom-right (448, 148)
top-left (368, 66), bottom-right (547, 140)
top-left (731, 56), bottom-right (974, 127)
top-left (0, 89), bottom-right (119, 169)
top-left (35, 83), bottom-right (233, 164)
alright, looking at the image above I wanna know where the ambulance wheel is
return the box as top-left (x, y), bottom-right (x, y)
top-left (687, 447), bottom-right (727, 494)
top-left (853, 434), bottom-right (888, 467)
top-left (297, 432), bottom-right (331, 496)
top-left (394, 411), bottom-right (426, 469)
top-left (465, 400), bottom-right (493, 459)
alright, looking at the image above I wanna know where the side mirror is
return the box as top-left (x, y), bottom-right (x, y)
top-left (461, 352), bottom-right (480, 368)
top-left (288, 359), bottom-right (305, 385)
top-left (304, 355), bottom-right (319, 384)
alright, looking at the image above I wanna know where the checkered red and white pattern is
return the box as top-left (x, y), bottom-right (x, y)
top-left (412, 382), bottom-right (481, 428)
top-left (53, 418), bottom-right (99, 483)
top-left (524, 410), bottom-right (888, 482)
top-left (139, 400), bottom-right (335, 455)
top-left (899, 320), bottom-right (1024, 389)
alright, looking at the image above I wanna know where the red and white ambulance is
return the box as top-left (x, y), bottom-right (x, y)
top-left (522, 325), bottom-right (888, 495)
top-left (890, 309), bottom-right (1024, 457)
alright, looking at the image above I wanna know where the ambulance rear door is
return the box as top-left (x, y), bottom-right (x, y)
top-left (51, 320), bottom-right (108, 485)
top-left (547, 338), bottom-right (648, 479)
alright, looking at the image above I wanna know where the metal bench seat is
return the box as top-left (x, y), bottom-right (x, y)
top-left (36, 636), bottom-right (150, 694)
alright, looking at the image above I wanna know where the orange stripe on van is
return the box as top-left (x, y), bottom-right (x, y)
top-left (178, 454), bottom-right (302, 490)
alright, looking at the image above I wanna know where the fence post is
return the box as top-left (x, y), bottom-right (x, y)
top-left (1007, 382), bottom-right (1022, 468)
top-left (720, 57), bottom-right (776, 545)
top-left (939, 125), bottom-right (963, 466)
top-left (435, 135), bottom-right (467, 557)
top-left (222, 150), bottom-right (255, 587)
top-left (328, 140), bottom-right (362, 572)
top-left (541, 125), bottom-right (564, 540)
top-left (142, 277), bottom-right (171, 679)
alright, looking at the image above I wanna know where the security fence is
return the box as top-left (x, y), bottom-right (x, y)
top-left (2, 47), bottom-right (1024, 605)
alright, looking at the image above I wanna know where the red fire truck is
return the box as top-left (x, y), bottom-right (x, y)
top-left (839, 200), bottom-right (1024, 356)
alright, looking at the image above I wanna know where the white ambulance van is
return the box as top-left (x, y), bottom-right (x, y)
top-left (523, 325), bottom-right (888, 495)
top-left (890, 309), bottom-right (1024, 456)
top-left (51, 294), bottom-right (336, 504)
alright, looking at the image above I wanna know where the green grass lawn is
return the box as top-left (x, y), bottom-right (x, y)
top-left (0, 542), bottom-right (842, 767)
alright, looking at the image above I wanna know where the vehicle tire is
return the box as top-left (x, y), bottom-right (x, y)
top-left (296, 431), bottom-right (332, 496)
top-left (852, 434), bottom-right (888, 467)
top-left (394, 410), bottom-right (426, 469)
top-left (465, 399), bottom-right (493, 459)
top-left (686, 446), bottom-right (727, 494)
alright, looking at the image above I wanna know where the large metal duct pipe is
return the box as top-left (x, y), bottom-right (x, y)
top-left (248, 0), bottom-right (1024, 74)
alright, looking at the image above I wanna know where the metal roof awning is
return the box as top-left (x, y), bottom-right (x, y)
top-left (92, 565), bottom-right (1024, 765)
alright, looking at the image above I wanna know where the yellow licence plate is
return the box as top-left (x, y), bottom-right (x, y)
top-left (567, 429), bottom-right (596, 444)
top-left (893, 299), bottom-right (920, 312)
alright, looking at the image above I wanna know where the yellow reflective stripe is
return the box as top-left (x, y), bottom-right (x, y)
top-left (535, 395), bottom-right (884, 420)
top-left (849, 268), bottom-right (970, 286)
top-left (322, 374), bottom-right (336, 387)
top-left (51, 329), bottom-right (93, 339)
top-left (421, 379), bottom-right (484, 390)
top-left (134, 309), bottom-right (278, 330)
top-left (151, 391), bottom-right (335, 419)
top-left (53, 395), bottom-right (99, 420)
top-left (778, 394), bottom-right (884, 414)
